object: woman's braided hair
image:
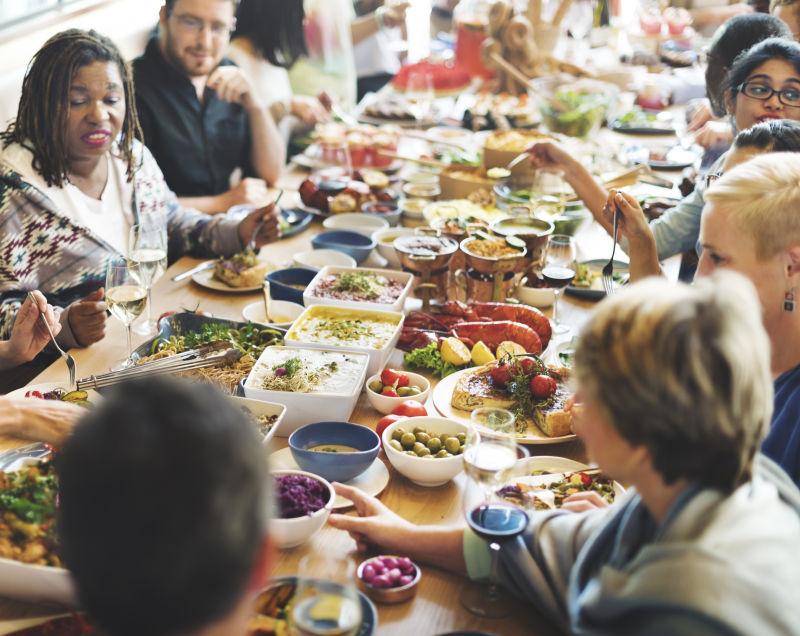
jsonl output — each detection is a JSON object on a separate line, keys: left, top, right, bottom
{"left": 0, "top": 29, "right": 142, "bottom": 187}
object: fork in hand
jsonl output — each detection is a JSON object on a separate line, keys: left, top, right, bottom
{"left": 602, "top": 204, "right": 620, "bottom": 296}
{"left": 27, "top": 291, "right": 76, "bottom": 389}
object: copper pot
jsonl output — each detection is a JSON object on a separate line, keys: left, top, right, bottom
{"left": 460, "top": 236, "right": 527, "bottom": 276}
{"left": 490, "top": 216, "right": 554, "bottom": 269}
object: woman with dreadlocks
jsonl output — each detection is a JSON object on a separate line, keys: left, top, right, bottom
{"left": 0, "top": 29, "right": 280, "bottom": 349}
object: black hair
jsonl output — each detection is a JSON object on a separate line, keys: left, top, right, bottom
{"left": 706, "top": 15, "right": 792, "bottom": 117}
{"left": 232, "top": 0, "right": 307, "bottom": 68}
{"left": 725, "top": 37, "right": 800, "bottom": 108}
{"left": 57, "top": 377, "right": 269, "bottom": 636}
{"left": 0, "top": 29, "right": 142, "bottom": 188}
{"left": 734, "top": 117, "right": 800, "bottom": 151}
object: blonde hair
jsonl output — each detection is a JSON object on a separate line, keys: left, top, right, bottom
{"left": 574, "top": 272, "right": 772, "bottom": 492}
{"left": 704, "top": 152, "right": 800, "bottom": 259}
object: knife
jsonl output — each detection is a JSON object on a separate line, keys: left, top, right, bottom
{"left": 172, "top": 260, "right": 215, "bottom": 282}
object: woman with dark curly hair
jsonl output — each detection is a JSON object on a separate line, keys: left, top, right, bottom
{"left": 0, "top": 29, "right": 280, "bottom": 350}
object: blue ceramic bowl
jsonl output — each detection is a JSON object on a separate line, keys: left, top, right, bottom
{"left": 266, "top": 268, "right": 317, "bottom": 304}
{"left": 311, "top": 230, "right": 376, "bottom": 264}
{"left": 289, "top": 422, "right": 380, "bottom": 483}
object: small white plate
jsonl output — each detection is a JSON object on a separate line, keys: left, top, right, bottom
{"left": 191, "top": 265, "right": 263, "bottom": 293}
{"left": 242, "top": 300, "right": 304, "bottom": 328}
{"left": 268, "top": 446, "right": 390, "bottom": 509}
{"left": 7, "top": 382, "right": 101, "bottom": 403}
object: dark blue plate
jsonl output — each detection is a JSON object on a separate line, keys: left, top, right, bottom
{"left": 280, "top": 207, "right": 315, "bottom": 239}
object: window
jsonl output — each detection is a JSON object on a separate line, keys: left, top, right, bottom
{"left": 0, "top": 0, "right": 92, "bottom": 31}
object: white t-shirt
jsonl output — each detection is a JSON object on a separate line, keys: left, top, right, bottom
{"left": 228, "top": 39, "right": 294, "bottom": 110}
{"left": 353, "top": 31, "right": 401, "bottom": 79}
{"left": 0, "top": 142, "right": 134, "bottom": 255}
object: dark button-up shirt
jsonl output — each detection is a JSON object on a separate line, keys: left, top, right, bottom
{"left": 132, "top": 37, "right": 253, "bottom": 198}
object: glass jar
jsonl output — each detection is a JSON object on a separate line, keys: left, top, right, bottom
{"left": 453, "top": 0, "right": 494, "bottom": 78}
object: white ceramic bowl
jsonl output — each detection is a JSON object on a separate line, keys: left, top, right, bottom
{"left": 242, "top": 300, "right": 304, "bottom": 328}
{"left": 372, "top": 227, "right": 415, "bottom": 269}
{"left": 271, "top": 469, "right": 335, "bottom": 548}
{"left": 382, "top": 416, "right": 468, "bottom": 487}
{"left": 293, "top": 249, "right": 357, "bottom": 271}
{"left": 227, "top": 395, "right": 286, "bottom": 446}
{"left": 364, "top": 371, "right": 431, "bottom": 415}
{"left": 323, "top": 213, "right": 389, "bottom": 237}
{"left": 303, "top": 266, "right": 414, "bottom": 313}
{"left": 243, "top": 346, "right": 369, "bottom": 436}
{"left": 285, "top": 305, "right": 404, "bottom": 377}
{"left": 515, "top": 284, "right": 555, "bottom": 309}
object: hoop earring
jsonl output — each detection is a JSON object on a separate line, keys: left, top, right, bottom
{"left": 784, "top": 288, "right": 796, "bottom": 313}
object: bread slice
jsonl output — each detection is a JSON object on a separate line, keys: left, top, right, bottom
{"left": 451, "top": 364, "right": 515, "bottom": 412}
{"left": 213, "top": 250, "right": 270, "bottom": 288}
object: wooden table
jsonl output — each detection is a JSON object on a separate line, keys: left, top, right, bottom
{"left": 0, "top": 155, "right": 682, "bottom": 634}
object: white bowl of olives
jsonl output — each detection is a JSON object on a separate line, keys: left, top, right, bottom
{"left": 365, "top": 369, "right": 431, "bottom": 415}
{"left": 381, "top": 416, "right": 467, "bottom": 487}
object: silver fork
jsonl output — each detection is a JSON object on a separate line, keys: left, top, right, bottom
{"left": 602, "top": 206, "right": 620, "bottom": 296}
{"left": 27, "top": 291, "right": 76, "bottom": 389}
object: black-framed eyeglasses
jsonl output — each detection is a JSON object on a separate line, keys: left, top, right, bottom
{"left": 172, "top": 14, "right": 235, "bottom": 39}
{"left": 704, "top": 171, "right": 723, "bottom": 188}
{"left": 738, "top": 81, "right": 800, "bottom": 107}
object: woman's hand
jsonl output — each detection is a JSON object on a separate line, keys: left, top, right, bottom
{"left": 692, "top": 120, "right": 733, "bottom": 150}
{"left": 1, "top": 397, "right": 83, "bottom": 446}
{"left": 328, "top": 483, "right": 415, "bottom": 553}
{"left": 561, "top": 491, "right": 611, "bottom": 513}
{"left": 527, "top": 141, "right": 579, "bottom": 175}
{"left": 605, "top": 190, "right": 662, "bottom": 281}
{"left": 686, "top": 99, "right": 713, "bottom": 133}
{"left": 67, "top": 289, "right": 107, "bottom": 348}
{"left": 290, "top": 95, "right": 330, "bottom": 126}
{"left": 0, "top": 291, "right": 59, "bottom": 368}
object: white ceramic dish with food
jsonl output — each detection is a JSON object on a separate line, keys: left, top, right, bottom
{"left": 515, "top": 283, "right": 555, "bottom": 308}
{"left": 227, "top": 395, "right": 287, "bottom": 446}
{"left": 284, "top": 305, "right": 404, "bottom": 377}
{"left": 303, "top": 266, "right": 414, "bottom": 313}
{"left": 431, "top": 369, "right": 577, "bottom": 445}
{"left": 372, "top": 227, "right": 415, "bottom": 269}
{"left": 269, "top": 446, "right": 390, "bottom": 509}
{"left": 364, "top": 371, "right": 431, "bottom": 415}
{"left": 191, "top": 267, "right": 263, "bottom": 293}
{"left": 381, "top": 416, "right": 468, "bottom": 487}
{"left": 241, "top": 300, "right": 304, "bottom": 328}
{"left": 322, "top": 213, "right": 389, "bottom": 237}
{"left": 271, "top": 469, "right": 334, "bottom": 548}
{"left": 293, "top": 248, "right": 357, "bottom": 271}
{"left": 0, "top": 557, "right": 75, "bottom": 606}
{"left": 243, "top": 346, "right": 369, "bottom": 435}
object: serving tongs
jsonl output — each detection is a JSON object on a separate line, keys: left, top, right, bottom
{"left": 76, "top": 342, "right": 241, "bottom": 390}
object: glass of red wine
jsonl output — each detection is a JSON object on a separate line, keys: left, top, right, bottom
{"left": 543, "top": 234, "right": 577, "bottom": 335}
{"left": 460, "top": 425, "right": 527, "bottom": 618}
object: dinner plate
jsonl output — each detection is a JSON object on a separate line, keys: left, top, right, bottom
{"left": 227, "top": 206, "right": 315, "bottom": 239}
{"left": 292, "top": 145, "right": 403, "bottom": 174}
{"left": 431, "top": 369, "right": 577, "bottom": 445}
{"left": 565, "top": 259, "right": 629, "bottom": 301}
{"left": 191, "top": 266, "right": 272, "bottom": 293}
{"left": 624, "top": 144, "right": 700, "bottom": 170}
{"left": 268, "top": 447, "right": 390, "bottom": 510}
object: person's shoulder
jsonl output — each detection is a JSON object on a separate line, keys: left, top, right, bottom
{"left": 132, "top": 37, "right": 163, "bottom": 83}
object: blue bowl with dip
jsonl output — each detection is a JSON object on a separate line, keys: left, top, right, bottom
{"left": 266, "top": 268, "right": 317, "bottom": 305}
{"left": 311, "top": 230, "right": 376, "bottom": 265}
{"left": 289, "top": 422, "right": 380, "bottom": 483}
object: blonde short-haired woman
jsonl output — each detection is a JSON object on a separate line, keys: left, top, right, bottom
{"left": 611, "top": 150, "right": 800, "bottom": 485}
{"left": 329, "top": 273, "right": 800, "bottom": 635}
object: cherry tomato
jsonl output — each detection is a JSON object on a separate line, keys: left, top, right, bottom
{"left": 25, "top": 390, "right": 44, "bottom": 399}
{"left": 530, "top": 374, "right": 557, "bottom": 399}
{"left": 489, "top": 363, "right": 514, "bottom": 388}
{"left": 380, "top": 368, "right": 408, "bottom": 387}
{"left": 519, "top": 357, "right": 538, "bottom": 375}
{"left": 376, "top": 414, "right": 406, "bottom": 445}
{"left": 391, "top": 400, "right": 428, "bottom": 417}
{"left": 381, "top": 387, "right": 400, "bottom": 398}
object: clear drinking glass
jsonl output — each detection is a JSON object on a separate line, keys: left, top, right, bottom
{"left": 542, "top": 234, "right": 577, "bottom": 335}
{"left": 460, "top": 420, "right": 523, "bottom": 618}
{"left": 404, "top": 69, "right": 434, "bottom": 124}
{"left": 105, "top": 258, "right": 147, "bottom": 368}
{"left": 129, "top": 223, "right": 167, "bottom": 336}
{"left": 290, "top": 554, "right": 362, "bottom": 636}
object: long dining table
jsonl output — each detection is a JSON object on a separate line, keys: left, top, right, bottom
{"left": 0, "top": 148, "right": 683, "bottom": 635}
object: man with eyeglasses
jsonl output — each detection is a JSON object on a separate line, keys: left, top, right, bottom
{"left": 133, "top": 0, "right": 285, "bottom": 214}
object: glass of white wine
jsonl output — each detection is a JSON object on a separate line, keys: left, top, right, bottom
{"left": 291, "top": 554, "right": 362, "bottom": 636}
{"left": 106, "top": 258, "right": 147, "bottom": 368}
{"left": 129, "top": 222, "right": 167, "bottom": 336}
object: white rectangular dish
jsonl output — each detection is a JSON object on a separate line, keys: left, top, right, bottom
{"left": 243, "top": 346, "right": 369, "bottom": 436}
{"left": 227, "top": 395, "right": 286, "bottom": 445}
{"left": 303, "top": 266, "right": 414, "bottom": 313}
{"left": 284, "top": 305, "right": 404, "bottom": 377}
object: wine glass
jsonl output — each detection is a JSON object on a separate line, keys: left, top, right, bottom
{"left": 460, "top": 419, "right": 523, "bottom": 618}
{"left": 543, "top": 234, "right": 577, "bottom": 335}
{"left": 567, "top": 0, "right": 595, "bottom": 65}
{"left": 105, "top": 258, "right": 147, "bottom": 369}
{"left": 404, "top": 69, "right": 434, "bottom": 125}
{"left": 291, "top": 554, "right": 362, "bottom": 636}
{"left": 129, "top": 222, "right": 167, "bottom": 336}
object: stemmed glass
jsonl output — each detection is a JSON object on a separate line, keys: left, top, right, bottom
{"left": 460, "top": 413, "right": 524, "bottom": 618}
{"left": 405, "top": 69, "right": 434, "bottom": 125}
{"left": 290, "top": 554, "right": 362, "bottom": 636}
{"left": 567, "top": 0, "right": 595, "bottom": 65}
{"left": 542, "top": 234, "right": 577, "bottom": 336}
{"left": 105, "top": 258, "right": 147, "bottom": 369}
{"left": 129, "top": 222, "right": 167, "bottom": 336}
